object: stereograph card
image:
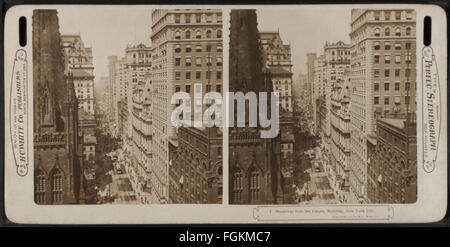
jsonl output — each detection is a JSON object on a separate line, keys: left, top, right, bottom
{"left": 2, "top": 4, "right": 447, "bottom": 224}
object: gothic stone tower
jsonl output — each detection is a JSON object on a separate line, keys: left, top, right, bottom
{"left": 228, "top": 10, "right": 283, "bottom": 204}
{"left": 33, "top": 9, "right": 85, "bottom": 204}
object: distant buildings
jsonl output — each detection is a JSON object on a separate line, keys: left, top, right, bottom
{"left": 348, "top": 9, "right": 416, "bottom": 203}
{"left": 61, "top": 34, "right": 96, "bottom": 116}
{"left": 33, "top": 9, "right": 86, "bottom": 204}
{"left": 302, "top": 8, "right": 417, "bottom": 204}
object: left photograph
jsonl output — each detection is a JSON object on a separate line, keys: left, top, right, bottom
{"left": 33, "top": 8, "right": 223, "bottom": 205}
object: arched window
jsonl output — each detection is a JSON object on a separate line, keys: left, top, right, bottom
{"left": 249, "top": 166, "right": 260, "bottom": 202}
{"left": 196, "top": 30, "right": 202, "bottom": 39}
{"left": 175, "top": 31, "right": 181, "bottom": 40}
{"left": 35, "top": 169, "right": 46, "bottom": 204}
{"left": 217, "top": 30, "right": 222, "bottom": 38}
{"left": 395, "top": 27, "right": 401, "bottom": 36}
{"left": 406, "top": 27, "right": 411, "bottom": 36}
{"left": 206, "top": 30, "right": 212, "bottom": 38}
{"left": 374, "top": 28, "right": 380, "bottom": 37}
{"left": 51, "top": 169, "right": 63, "bottom": 204}
{"left": 385, "top": 27, "right": 390, "bottom": 36}
{"left": 232, "top": 167, "right": 243, "bottom": 203}
{"left": 185, "top": 30, "right": 191, "bottom": 39}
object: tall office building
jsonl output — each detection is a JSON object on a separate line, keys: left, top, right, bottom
{"left": 61, "top": 34, "right": 95, "bottom": 116}
{"left": 151, "top": 9, "right": 223, "bottom": 203}
{"left": 349, "top": 9, "right": 416, "bottom": 203}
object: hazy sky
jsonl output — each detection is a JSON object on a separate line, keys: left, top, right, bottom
{"left": 257, "top": 7, "right": 351, "bottom": 77}
{"left": 55, "top": 6, "right": 351, "bottom": 86}
{"left": 57, "top": 6, "right": 152, "bottom": 83}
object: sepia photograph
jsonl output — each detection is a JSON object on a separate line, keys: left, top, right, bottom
{"left": 32, "top": 8, "right": 223, "bottom": 205}
{"left": 3, "top": 4, "right": 446, "bottom": 224}
{"left": 228, "top": 8, "right": 417, "bottom": 205}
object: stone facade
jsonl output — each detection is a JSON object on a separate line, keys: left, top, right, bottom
{"left": 33, "top": 9, "right": 85, "bottom": 204}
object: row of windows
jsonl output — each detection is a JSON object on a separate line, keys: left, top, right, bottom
{"left": 173, "top": 13, "right": 222, "bottom": 24}
{"left": 374, "top": 95, "right": 411, "bottom": 105}
{"left": 374, "top": 54, "right": 412, "bottom": 64}
{"left": 175, "top": 71, "right": 222, "bottom": 80}
{"left": 374, "top": 82, "right": 412, "bottom": 92}
{"left": 175, "top": 44, "right": 222, "bottom": 53}
{"left": 175, "top": 84, "right": 222, "bottom": 94}
{"left": 374, "top": 26, "right": 413, "bottom": 37}
{"left": 374, "top": 68, "right": 412, "bottom": 78}
{"left": 35, "top": 169, "right": 63, "bottom": 204}
{"left": 374, "top": 42, "right": 412, "bottom": 50}
{"left": 175, "top": 29, "right": 222, "bottom": 40}
{"left": 175, "top": 57, "right": 222, "bottom": 67}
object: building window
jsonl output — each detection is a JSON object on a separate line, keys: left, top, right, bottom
{"left": 186, "top": 45, "right": 192, "bottom": 52}
{"left": 395, "top": 27, "right": 401, "bottom": 36}
{"left": 196, "top": 45, "right": 202, "bottom": 52}
{"left": 384, "top": 55, "right": 390, "bottom": 64}
{"left": 175, "top": 57, "right": 181, "bottom": 66}
{"left": 249, "top": 167, "right": 260, "bottom": 202}
{"left": 206, "top": 84, "right": 211, "bottom": 92}
{"left": 385, "top": 42, "right": 391, "bottom": 50}
{"left": 406, "top": 27, "right": 412, "bottom": 36}
{"left": 395, "top": 69, "right": 400, "bottom": 77}
{"left": 175, "top": 71, "right": 181, "bottom": 80}
{"left": 206, "top": 45, "right": 212, "bottom": 52}
{"left": 405, "top": 54, "right": 412, "bottom": 64}
{"left": 385, "top": 28, "right": 390, "bottom": 36}
{"left": 405, "top": 68, "right": 411, "bottom": 77}
{"left": 196, "top": 15, "right": 201, "bottom": 23}
{"left": 374, "top": 69, "right": 380, "bottom": 78}
{"left": 374, "top": 42, "right": 380, "bottom": 50}
{"left": 216, "top": 57, "right": 222, "bottom": 66}
{"left": 206, "top": 30, "right": 212, "bottom": 38}
{"left": 175, "top": 31, "right": 181, "bottom": 40}
{"left": 217, "top": 45, "right": 222, "bottom": 52}
{"left": 374, "top": 28, "right": 380, "bottom": 37}
{"left": 206, "top": 71, "right": 211, "bottom": 80}
{"left": 405, "top": 82, "right": 411, "bottom": 91}
{"left": 395, "top": 55, "right": 401, "bottom": 64}
{"left": 216, "top": 84, "right": 222, "bottom": 93}
{"left": 405, "top": 43, "right": 411, "bottom": 50}
{"left": 35, "top": 169, "right": 46, "bottom": 204}
{"left": 175, "top": 15, "right": 180, "bottom": 23}
{"left": 384, "top": 82, "right": 390, "bottom": 91}
{"left": 374, "top": 55, "right": 380, "bottom": 64}
{"left": 186, "top": 71, "right": 191, "bottom": 80}
{"left": 385, "top": 69, "right": 390, "bottom": 77}
{"left": 405, "top": 95, "right": 411, "bottom": 105}
{"left": 232, "top": 169, "right": 243, "bottom": 203}
{"left": 186, "top": 85, "right": 191, "bottom": 93}
{"left": 175, "top": 45, "right": 181, "bottom": 53}
{"left": 384, "top": 96, "right": 390, "bottom": 105}
{"left": 374, "top": 96, "right": 379, "bottom": 105}
{"left": 51, "top": 169, "right": 63, "bottom": 204}
{"left": 216, "top": 71, "right": 222, "bottom": 80}
{"left": 196, "top": 30, "right": 201, "bottom": 39}
{"left": 374, "top": 83, "right": 379, "bottom": 92}
{"left": 196, "top": 71, "right": 201, "bottom": 79}
{"left": 395, "top": 82, "right": 400, "bottom": 91}
{"left": 217, "top": 30, "right": 222, "bottom": 38}
{"left": 175, "top": 85, "right": 181, "bottom": 92}
{"left": 185, "top": 30, "right": 191, "bottom": 39}
{"left": 185, "top": 58, "right": 191, "bottom": 67}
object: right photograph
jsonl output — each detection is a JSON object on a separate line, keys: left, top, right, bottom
{"left": 228, "top": 9, "right": 417, "bottom": 205}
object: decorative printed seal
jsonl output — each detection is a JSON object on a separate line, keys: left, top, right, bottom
{"left": 421, "top": 46, "right": 441, "bottom": 173}
{"left": 10, "top": 49, "right": 29, "bottom": 176}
